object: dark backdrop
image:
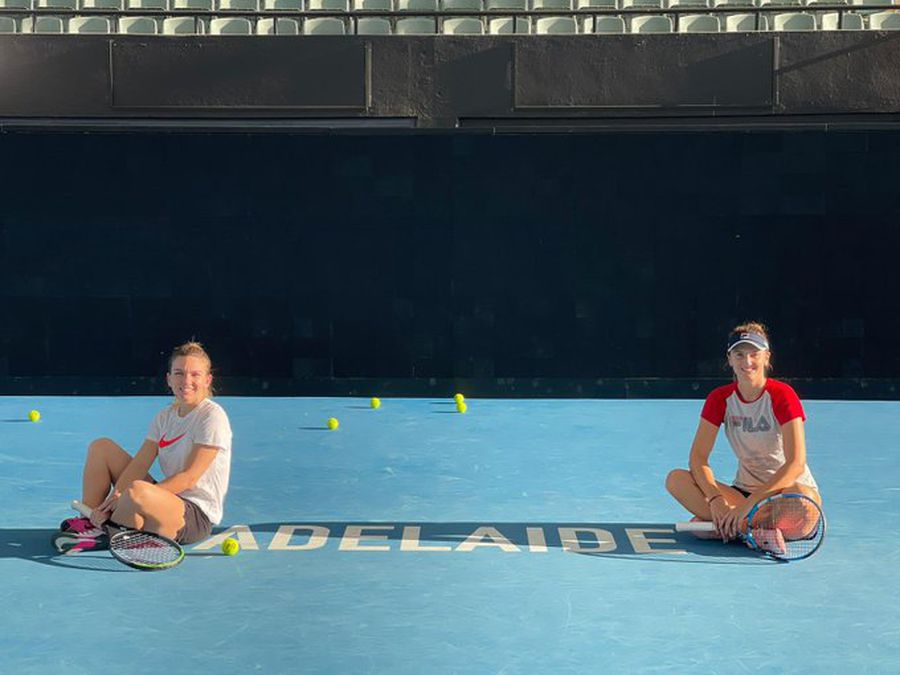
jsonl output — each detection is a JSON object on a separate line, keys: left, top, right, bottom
{"left": 1, "top": 129, "right": 897, "bottom": 397}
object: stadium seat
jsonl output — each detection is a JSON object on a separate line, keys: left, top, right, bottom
{"left": 819, "top": 11, "right": 862, "bottom": 28}
{"left": 397, "top": 0, "right": 436, "bottom": 8}
{"left": 532, "top": 0, "right": 572, "bottom": 9}
{"left": 118, "top": 15, "right": 158, "bottom": 32}
{"left": 631, "top": 14, "right": 672, "bottom": 30}
{"left": 262, "top": 0, "right": 302, "bottom": 9}
{"left": 621, "top": 0, "right": 662, "bottom": 8}
{"left": 869, "top": 11, "right": 900, "bottom": 28}
{"left": 309, "top": 0, "right": 348, "bottom": 8}
{"left": 354, "top": 15, "right": 391, "bottom": 31}
{"left": 485, "top": 0, "right": 526, "bottom": 8}
{"left": 0, "top": 0, "right": 30, "bottom": 8}
{"left": 162, "top": 15, "right": 202, "bottom": 32}
{"left": 81, "top": 0, "right": 122, "bottom": 8}
{"left": 353, "top": 0, "right": 390, "bottom": 8}
{"left": 36, "top": 0, "right": 75, "bottom": 8}
{"left": 128, "top": 0, "right": 167, "bottom": 9}
{"left": 487, "top": 15, "right": 529, "bottom": 31}
{"left": 442, "top": 0, "right": 481, "bottom": 8}
{"left": 210, "top": 16, "right": 252, "bottom": 31}
{"left": 395, "top": 16, "right": 436, "bottom": 31}
{"left": 23, "top": 15, "right": 64, "bottom": 31}
{"left": 678, "top": 12, "right": 719, "bottom": 30}
{"left": 667, "top": 0, "right": 707, "bottom": 7}
{"left": 0, "top": 15, "right": 16, "bottom": 31}
{"left": 771, "top": 11, "right": 815, "bottom": 29}
{"left": 534, "top": 15, "right": 577, "bottom": 31}
{"left": 712, "top": 0, "right": 754, "bottom": 7}
{"left": 806, "top": 0, "right": 847, "bottom": 5}
{"left": 576, "top": 0, "right": 616, "bottom": 9}
{"left": 851, "top": 0, "right": 892, "bottom": 5}
{"left": 442, "top": 16, "right": 484, "bottom": 31}
{"left": 581, "top": 15, "right": 625, "bottom": 31}
{"left": 172, "top": 0, "right": 211, "bottom": 9}
{"left": 723, "top": 11, "right": 766, "bottom": 29}
{"left": 256, "top": 16, "right": 299, "bottom": 31}
{"left": 68, "top": 15, "right": 111, "bottom": 31}
{"left": 218, "top": 0, "right": 257, "bottom": 9}
{"left": 304, "top": 16, "right": 346, "bottom": 31}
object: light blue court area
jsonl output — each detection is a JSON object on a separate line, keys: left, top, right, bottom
{"left": 1, "top": 396, "right": 898, "bottom": 673}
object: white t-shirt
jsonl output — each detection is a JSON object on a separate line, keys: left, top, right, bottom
{"left": 146, "top": 398, "right": 232, "bottom": 525}
{"left": 701, "top": 379, "right": 818, "bottom": 492}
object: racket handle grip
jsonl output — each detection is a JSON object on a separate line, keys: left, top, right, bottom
{"left": 675, "top": 521, "right": 716, "bottom": 533}
{"left": 71, "top": 500, "right": 93, "bottom": 518}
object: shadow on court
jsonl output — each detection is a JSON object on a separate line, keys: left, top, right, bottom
{"left": 1, "top": 523, "right": 772, "bottom": 570}
{"left": 0, "top": 528, "right": 224, "bottom": 572}
{"left": 215, "top": 521, "right": 771, "bottom": 565}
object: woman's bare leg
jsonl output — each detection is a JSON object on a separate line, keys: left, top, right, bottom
{"left": 665, "top": 468, "right": 748, "bottom": 520}
{"left": 81, "top": 438, "right": 133, "bottom": 508}
{"left": 112, "top": 480, "right": 186, "bottom": 540}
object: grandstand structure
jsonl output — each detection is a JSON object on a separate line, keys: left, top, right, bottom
{"left": 0, "top": 0, "right": 898, "bottom": 128}
{"left": 0, "top": 0, "right": 899, "bottom": 35}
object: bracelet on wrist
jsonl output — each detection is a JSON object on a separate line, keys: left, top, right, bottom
{"left": 706, "top": 493, "right": 724, "bottom": 505}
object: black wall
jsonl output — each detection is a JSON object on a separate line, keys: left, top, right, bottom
{"left": 2, "top": 129, "right": 898, "bottom": 397}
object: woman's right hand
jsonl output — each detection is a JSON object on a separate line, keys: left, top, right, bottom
{"left": 90, "top": 491, "right": 120, "bottom": 526}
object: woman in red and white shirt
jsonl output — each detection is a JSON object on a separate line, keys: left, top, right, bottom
{"left": 666, "top": 322, "right": 821, "bottom": 541}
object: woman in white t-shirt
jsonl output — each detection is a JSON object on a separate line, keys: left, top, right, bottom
{"left": 666, "top": 322, "right": 821, "bottom": 542}
{"left": 54, "top": 341, "right": 232, "bottom": 553}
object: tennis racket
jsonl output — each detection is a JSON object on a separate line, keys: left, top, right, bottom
{"left": 72, "top": 500, "right": 185, "bottom": 571}
{"left": 675, "top": 492, "right": 826, "bottom": 562}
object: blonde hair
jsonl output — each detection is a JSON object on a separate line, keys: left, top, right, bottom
{"left": 727, "top": 321, "right": 774, "bottom": 374}
{"left": 731, "top": 321, "right": 770, "bottom": 344}
{"left": 168, "top": 340, "right": 215, "bottom": 397}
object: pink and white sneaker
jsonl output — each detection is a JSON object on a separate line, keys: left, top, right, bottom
{"left": 53, "top": 516, "right": 109, "bottom": 554}
{"left": 59, "top": 516, "right": 97, "bottom": 534}
{"left": 51, "top": 529, "right": 109, "bottom": 555}
{"left": 751, "top": 527, "right": 787, "bottom": 556}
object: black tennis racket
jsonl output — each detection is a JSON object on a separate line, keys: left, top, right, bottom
{"left": 72, "top": 500, "right": 185, "bottom": 571}
{"left": 676, "top": 492, "right": 826, "bottom": 562}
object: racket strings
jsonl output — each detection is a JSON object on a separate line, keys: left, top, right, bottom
{"left": 111, "top": 532, "right": 182, "bottom": 566}
{"left": 753, "top": 497, "right": 824, "bottom": 560}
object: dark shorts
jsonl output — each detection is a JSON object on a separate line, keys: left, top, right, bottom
{"left": 731, "top": 485, "right": 752, "bottom": 498}
{"left": 175, "top": 498, "right": 212, "bottom": 545}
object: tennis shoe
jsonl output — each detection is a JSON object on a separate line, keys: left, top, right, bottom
{"left": 59, "top": 516, "right": 101, "bottom": 535}
{"left": 751, "top": 527, "right": 786, "bottom": 556}
{"left": 51, "top": 530, "right": 109, "bottom": 555}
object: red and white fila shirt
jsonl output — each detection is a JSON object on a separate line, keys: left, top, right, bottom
{"left": 700, "top": 379, "right": 818, "bottom": 492}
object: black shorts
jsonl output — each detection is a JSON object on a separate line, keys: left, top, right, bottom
{"left": 146, "top": 476, "right": 212, "bottom": 544}
{"left": 731, "top": 485, "right": 752, "bottom": 498}
{"left": 175, "top": 498, "right": 212, "bottom": 545}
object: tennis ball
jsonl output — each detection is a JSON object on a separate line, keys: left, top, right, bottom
{"left": 221, "top": 538, "right": 240, "bottom": 556}
{"left": 456, "top": 401, "right": 467, "bottom": 414}
{"left": 28, "top": 410, "right": 41, "bottom": 423}
{"left": 327, "top": 417, "right": 340, "bottom": 431}
{"left": 454, "top": 393, "right": 465, "bottom": 404}
{"left": 371, "top": 397, "right": 381, "bottom": 409}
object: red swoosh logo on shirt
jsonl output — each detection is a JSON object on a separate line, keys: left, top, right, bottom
{"left": 159, "top": 433, "right": 186, "bottom": 449}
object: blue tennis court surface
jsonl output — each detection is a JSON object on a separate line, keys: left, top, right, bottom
{"left": 2, "top": 396, "right": 898, "bottom": 673}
